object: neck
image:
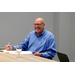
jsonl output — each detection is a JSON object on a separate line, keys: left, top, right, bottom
{"left": 36, "top": 30, "right": 44, "bottom": 36}
{"left": 36, "top": 32, "right": 42, "bottom": 36}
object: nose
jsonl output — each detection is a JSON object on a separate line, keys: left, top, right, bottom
{"left": 35, "top": 25, "right": 39, "bottom": 27}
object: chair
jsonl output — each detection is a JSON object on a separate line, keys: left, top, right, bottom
{"left": 57, "top": 51, "right": 70, "bottom": 62}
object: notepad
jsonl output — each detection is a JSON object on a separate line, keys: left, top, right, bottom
{"left": 3, "top": 50, "right": 32, "bottom": 54}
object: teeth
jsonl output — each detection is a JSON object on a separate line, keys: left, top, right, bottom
{"left": 36, "top": 28, "right": 39, "bottom": 29}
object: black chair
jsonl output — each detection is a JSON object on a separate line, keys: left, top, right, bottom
{"left": 57, "top": 51, "right": 70, "bottom": 62}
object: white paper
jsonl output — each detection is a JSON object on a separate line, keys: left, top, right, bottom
{"left": 4, "top": 50, "right": 32, "bottom": 54}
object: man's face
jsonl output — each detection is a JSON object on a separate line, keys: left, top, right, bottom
{"left": 34, "top": 20, "right": 45, "bottom": 34}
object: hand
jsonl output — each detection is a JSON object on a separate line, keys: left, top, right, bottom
{"left": 34, "top": 51, "right": 42, "bottom": 57}
{"left": 6, "top": 45, "right": 13, "bottom": 51}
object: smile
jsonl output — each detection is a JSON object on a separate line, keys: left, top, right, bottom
{"left": 35, "top": 28, "right": 40, "bottom": 29}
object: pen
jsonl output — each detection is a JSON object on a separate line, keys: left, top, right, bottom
{"left": 7, "top": 42, "right": 10, "bottom": 50}
{"left": 8, "top": 42, "right": 10, "bottom": 45}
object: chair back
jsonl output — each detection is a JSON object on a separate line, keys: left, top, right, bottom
{"left": 57, "top": 52, "right": 69, "bottom": 62}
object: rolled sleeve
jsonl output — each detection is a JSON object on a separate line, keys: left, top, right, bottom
{"left": 13, "top": 46, "right": 16, "bottom": 50}
{"left": 42, "top": 50, "right": 56, "bottom": 59}
{"left": 42, "top": 34, "right": 56, "bottom": 59}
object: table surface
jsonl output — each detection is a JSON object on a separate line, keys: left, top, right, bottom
{"left": 0, "top": 51, "right": 57, "bottom": 62}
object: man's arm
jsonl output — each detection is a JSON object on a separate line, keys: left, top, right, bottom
{"left": 33, "top": 34, "right": 56, "bottom": 59}
{"left": 42, "top": 36, "right": 56, "bottom": 59}
{"left": 42, "top": 50, "right": 56, "bottom": 59}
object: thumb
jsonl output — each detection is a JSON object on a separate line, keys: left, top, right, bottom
{"left": 34, "top": 51, "right": 37, "bottom": 53}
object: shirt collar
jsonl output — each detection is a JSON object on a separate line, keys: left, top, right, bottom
{"left": 34, "top": 29, "right": 46, "bottom": 36}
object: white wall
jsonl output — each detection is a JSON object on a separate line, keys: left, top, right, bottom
{"left": 69, "top": 12, "right": 75, "bottom": 61}
{"left": 53, "top": 12, "right": 75, "bottom": 61}
{"left": 52, "top": 12, "right": 60, "bottom": 61}
{"left": 59, "top": 12, "right": 71, "bottom": 59}
{"left": 0, "top": 12, "right": 53, "bottom": 47}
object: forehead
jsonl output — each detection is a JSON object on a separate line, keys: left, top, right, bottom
{"left": 34, "top": 19, "right": 43, "bottom": 23}
{"left": 34, "top": 21, "right": 41, "bottom": 24}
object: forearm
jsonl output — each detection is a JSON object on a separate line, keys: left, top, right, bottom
{"left": 13, "top": 46, "right": 16, "bottom": 50}
{"left": 42, "top": 50, "right": 56, "bottom": 59}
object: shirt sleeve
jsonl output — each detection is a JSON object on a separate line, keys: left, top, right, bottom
{"left": 42, "top": 35, "right": 56, "bottom": 59}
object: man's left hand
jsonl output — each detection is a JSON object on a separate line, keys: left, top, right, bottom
{"left": 34, "top": 51, "right": 42, "bottom": 57}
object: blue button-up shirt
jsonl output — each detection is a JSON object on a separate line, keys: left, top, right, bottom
{"left": 13, "top": 30, "right": 56, "bottom": 59}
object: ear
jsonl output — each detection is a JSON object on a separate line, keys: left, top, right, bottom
{"left": 43, "top": 23, "right": 45, "bottom": 27}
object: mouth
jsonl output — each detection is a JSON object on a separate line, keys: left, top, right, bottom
{"left": 35, "top": 28, "right": 40, "bottom": 30}
{"left": 35, "top": 28, "right": 40, "bottom": 29}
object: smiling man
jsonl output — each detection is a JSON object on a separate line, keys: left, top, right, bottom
{"left": 6, "top": 18, "right": 56, "bottom": 59}
{"left": 34, "top": 18, "right": 45, "bottom": 36}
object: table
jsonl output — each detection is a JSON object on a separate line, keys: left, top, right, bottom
{"left": 0, "top": 52, "right": 57, "bottom": 62}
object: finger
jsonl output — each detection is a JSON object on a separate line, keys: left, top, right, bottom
{"left": 8, "top": 45, "right": 11, "bottom": 47}
{"left": 6, "top": 45, "right": 10, "bottom": 48}
{"left": 6, "top": 45, "right": 10, "bottom": 50}
{"left": 8, "top": 45, "right": 13, "bottom": 51}
{"left": 34, "top": 52, "right": 39, "bottom": 55}
{"left": 6, "top": 45, "right": 8, "bottom": 48}
{"left": 34, "top": 51, "right": 36, "bottom": 53}
{"left": 6, "top": 45, "right": 8, "bottom": 49}
{"left": 33, "top": 54, "right": 38, "bottom": 56}
{"left": 34, "top": 51, "right": 38, "bottom": 53}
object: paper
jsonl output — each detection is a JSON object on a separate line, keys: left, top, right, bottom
{"left": 4, "top": 50, "right": 32, "bottom": 54}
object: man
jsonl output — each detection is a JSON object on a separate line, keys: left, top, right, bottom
{"left": 6, "top": 18, "right": 56, "bottom": 59}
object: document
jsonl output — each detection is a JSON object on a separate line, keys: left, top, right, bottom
{"left": 3, "top": 50, "right": 32, "bottom": 54}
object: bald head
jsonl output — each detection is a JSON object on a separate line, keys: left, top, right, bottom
{"left": 34, "top": 18, "right": 44, "bottom": 24}
{"left": 34, "top": 18, "right": 45, "bottom": 36}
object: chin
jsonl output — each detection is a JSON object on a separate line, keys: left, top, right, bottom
{"left": 36, "top": 31, "right": 39, "bottom": 33}
{"left": 35, "top": 30, "right": 40, "bottom": 33}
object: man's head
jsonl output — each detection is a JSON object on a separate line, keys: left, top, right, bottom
{"left": 34, "top": 18, "right": 45, "bottom": 36}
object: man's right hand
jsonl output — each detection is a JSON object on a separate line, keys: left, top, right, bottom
{"left": 6, "top": 45, "right": 13, "bottom": 51}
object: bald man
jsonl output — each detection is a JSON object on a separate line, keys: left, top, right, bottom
{"left": 6, "top": 18, "right": 56, "bottom": 59}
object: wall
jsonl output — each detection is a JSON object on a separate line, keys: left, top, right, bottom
{"left": 52, "top": 12, "right": 60, "bottom": 61}
{"left": 53, "top": 12, "right": 75, "bottom": 61}
{"left": 69, "top": 12, "right": 75, "bottom": 61}
{"left": 0, "top": 12, "right": 75, "bottom": 61}
{"left": 0, "top": 12, "right": 53, "bottom": 47}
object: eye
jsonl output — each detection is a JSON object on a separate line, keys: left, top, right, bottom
{"left": 34, "top": 24, "right": 42, "bottom": 25}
